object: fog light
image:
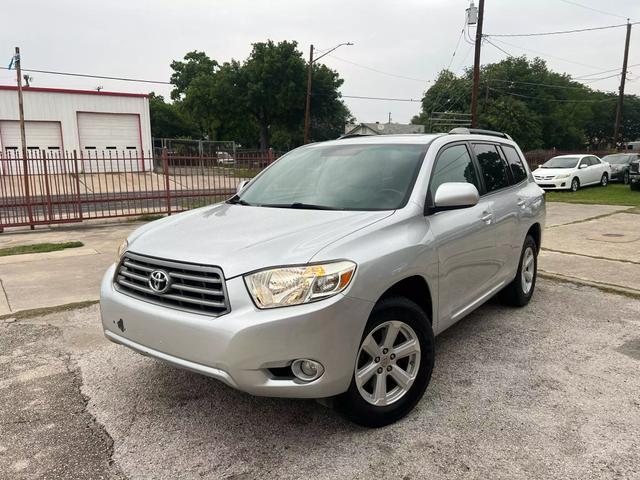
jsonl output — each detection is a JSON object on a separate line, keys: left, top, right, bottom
{"left": 291, "top": 359, "right": 324, "bottom": 382}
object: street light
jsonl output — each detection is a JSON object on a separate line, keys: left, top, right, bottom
{"left": 303, "top": 42, "right": 354, "bottom": 144}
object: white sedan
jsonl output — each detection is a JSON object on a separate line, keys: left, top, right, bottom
{"left": 532, "top": 154, "right": 611, "bottom": 192}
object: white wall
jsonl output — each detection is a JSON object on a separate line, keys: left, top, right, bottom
{"left": 0, "top": 88, "right": 152, "bottom": 158}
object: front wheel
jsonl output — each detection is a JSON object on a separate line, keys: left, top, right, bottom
{"left": 600, "top": 173, "right": 609, "bottom": 187}
{"left": 570, "top": 177, "right": 580, "bottom": 192}
{"left": 334, "top": 297, "right": 435, "bottom": 428}
{"left": 501, "top": 235, "right": 538, "bottom": 307}
{"left": 623, "top": 171, "right": 630, "bottom": 185}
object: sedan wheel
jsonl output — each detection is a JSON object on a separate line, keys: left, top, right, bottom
{"left": 571, "top": 178, "right": 580, "bottom": 192}
{"left": 601, "top": 173, "right": 608, "bottom": 187}
{"left": 624, "top": 171, "right": 630, "bottom": 185}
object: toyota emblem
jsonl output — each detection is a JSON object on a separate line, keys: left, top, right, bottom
{"left": 148, "top": 269, "right": 171, "bottom": 293}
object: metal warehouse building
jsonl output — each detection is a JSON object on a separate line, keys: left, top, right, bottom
{"left": 0, "top": 86, "right": 152, "bottom": 171}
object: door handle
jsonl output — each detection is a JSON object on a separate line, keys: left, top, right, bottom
{"left": 481, "top": 213, "right": 493, "bottom": 224}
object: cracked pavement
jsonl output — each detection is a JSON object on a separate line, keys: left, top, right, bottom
{"left": 1, "top": 279, "right": 639, "bottom": 479}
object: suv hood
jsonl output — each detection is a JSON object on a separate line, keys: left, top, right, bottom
{"left": 127, "top": 203, "right": 393, "bottom": 278}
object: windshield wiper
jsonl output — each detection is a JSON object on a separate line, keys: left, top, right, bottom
{"left": 226, "top": 195, "right": 252, "bottom": 206}
{"left": 262, "top": 202, "right": 338, "bottom": 210}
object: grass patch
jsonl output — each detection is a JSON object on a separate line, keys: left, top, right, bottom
{"left": 545, "top": 183, "right": 640, "bottom": 206}
{"left": 0, "top": 241, "right": 84, "bottom": 257}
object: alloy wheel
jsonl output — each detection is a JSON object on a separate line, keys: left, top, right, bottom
{"left": 571, "top": 178, "right": 579, "bottom": 192}
{"left": 521, "top": 246, "right": 535, "bottom": 294}
{"left": 355, "top": 320, "right": 421, "bottom": 406}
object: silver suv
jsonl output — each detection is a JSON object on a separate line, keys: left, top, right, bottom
{"left": 101, "top": 128, "right": 545, "bottom": 427}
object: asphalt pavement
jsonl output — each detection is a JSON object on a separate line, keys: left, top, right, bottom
{"left": 1, "top": 279, "right": 639, "bottom": 479}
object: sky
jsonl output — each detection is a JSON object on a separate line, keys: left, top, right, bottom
{"left": 1, "top": 0, "right": 639, "bottom": 124}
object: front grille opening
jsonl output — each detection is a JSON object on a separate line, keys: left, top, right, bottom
{"left": 114, "top": 252, "right": 230, "bottom": 317}
{"left": 267, "top": 365, "right": 295, "bottom": 380}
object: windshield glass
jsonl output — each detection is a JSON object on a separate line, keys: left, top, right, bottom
{"left": 542, "top": 156, "right": 580, "bottom": 169}
{"left": 234, "top": 143, "right": 427, "bottom": 210}
{"left": 602, "top": 154, "right": 631, "bottom": 165}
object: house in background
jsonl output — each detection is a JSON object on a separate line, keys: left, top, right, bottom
{"left": 344, "top": 122, "right": 425, "bottom": 136}
{"left": 0, "top": 86, "right": 152, "bottom": 171}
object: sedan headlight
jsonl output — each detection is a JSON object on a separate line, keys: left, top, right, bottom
{"left": 244, "top": 261, "right": 356, "bottom": 309}
{"left": 115, "top": 239, "right": 128, "bottom": 263}
{"left": 555, "top": 173, "right": 571, "bottom": 179}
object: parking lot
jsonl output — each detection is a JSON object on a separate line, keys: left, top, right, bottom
{"left": 1, "top": 283, "right": 639, "bottom": 479}
{"left": 1, "top": 202, "right": 639, "bottom": 479}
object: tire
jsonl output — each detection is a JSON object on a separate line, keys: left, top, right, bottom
{"left": 600, "top": 173, "right": 609, "bottom": 187}
{"left": 501, "top": 235, "right": 538, "bottom": 307}
{"left": 570, "top": 177, "right": 580, "bottom": 192}
{"left": 623, "top": 171, "right": 630, "bottom": 185}
{"left": 334, "top": 297, "right": 435, "bottom": 428}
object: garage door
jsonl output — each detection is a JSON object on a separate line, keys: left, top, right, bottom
{"left": 0, "top": 120, "right": 63, "bottom": 155}
{"left": 77, "top": 113, "right": 141, "bottom": 154}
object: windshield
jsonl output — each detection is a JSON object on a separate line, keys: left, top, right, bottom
{"left": 602, "top": 154, "right": 631, "bottom": 165}
{"left": 541, "top": 156, "right": 580, "bottom": 169}
{"left": 233, "top": 143, "right": 427, "bottom": 210}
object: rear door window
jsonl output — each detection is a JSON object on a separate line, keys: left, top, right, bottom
{"left": 501, "top": 145, "right": 528, "bottom": 184}
{"left": 472, "top": 143, "right": 510, "bottom": 193}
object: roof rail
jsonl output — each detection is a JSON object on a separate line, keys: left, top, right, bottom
{"left": 338, "top": 133, "right": 373, "bottom": 139}
{"left": 449, "top": 127, "right": 512, "bottom": 140}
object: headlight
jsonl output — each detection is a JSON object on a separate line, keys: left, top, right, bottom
{"left": 555, "top": 173, "right": 570, "bottom": 179}
{"left": 116, "top": 239, "right": 128, "bottom": 263}
{"left": 244, "top": 260, "right": 356, "bottom": 309}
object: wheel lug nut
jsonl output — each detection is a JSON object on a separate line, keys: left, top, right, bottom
{"left": 382, "top": 348, "right": 389, "bottom": 354}
{"left": 390, "top": 354, "right": 396, "bottom": 360}
{"left": 377, "top": 367, "right": 383, "bottom": 374}
{"left": 375, "top": 356, "right": 380, "bottom": 363}
{"left": 386, "top": 365, "right": 392, "bottom": 372}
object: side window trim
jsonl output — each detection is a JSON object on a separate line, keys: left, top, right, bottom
{"left": 425, "top": 141, "right": 484, "bottom": 211}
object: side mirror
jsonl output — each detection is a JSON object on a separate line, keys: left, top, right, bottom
{"left": 237, "top": 180, "right": 249, "bottom": 193}
{"left": 579, "top": 164, "right": 588, "bottom": 169}
{"left": 432, "top": 182, "right": 479, "bottom": 212}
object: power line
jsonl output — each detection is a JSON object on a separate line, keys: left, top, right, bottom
{"left": 557, "top": 0, "right": 630, "bottom": 21}
{"left": 0, "top": 66, "right": 171, "bottom": 84}
{"left": 314, "top": 49, "right": 430, "bottom": 84}
{"left": 487, "top": 86, "right": 616, "bottom": 102}
{"left": 486, "top": 21, "right": 639, "bottom": 38}
{"left": 341, "top": 94, "right": 422, "bottom": 102}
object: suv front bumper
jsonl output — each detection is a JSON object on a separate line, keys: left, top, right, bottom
{"left": 630, "top": 172, "right": 640, "bottom": 187}
{"left": 100, "top": 264, "right": 373, "bottom": 398}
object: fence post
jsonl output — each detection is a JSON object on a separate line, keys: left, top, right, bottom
{"left": 72, "top": 151, "right": 84, "bottom": 221}
{"left": 41, "top": 149, "right": 54, "bottom": 223}
{"left": 22, "top": 150, "right": 34, "bottom": 229}
{"left": 162, "top": 147, "right": 172, "bottom": 216}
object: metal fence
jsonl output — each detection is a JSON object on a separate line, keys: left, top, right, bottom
{"left": 0, "top": 148, "right": 277, "bottom": 232}
{"left": 523, "top": 149, "right": 615, "bottom": 169}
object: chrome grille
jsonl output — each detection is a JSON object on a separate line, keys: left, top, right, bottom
{"left": 114, "top": 252, "right": 230, "bottom": 316}
{"left": 631, "top": 162, "right": 639, "bottom": 174}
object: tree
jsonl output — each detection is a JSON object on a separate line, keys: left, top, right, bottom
{"left": 170, "top": 51, "right": 218, "bottom": 100}
{"left": 148, "top": 93, "right": 198, "bottom": 139}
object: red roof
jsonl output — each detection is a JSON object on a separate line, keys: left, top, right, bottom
{"left": 0, "top": 85, "right": 148, "bottom": 98}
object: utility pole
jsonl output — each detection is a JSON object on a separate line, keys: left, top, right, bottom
{"left": 470, "top": 0, "right": 485, "bottom": 128}
{"left": 303, "top": 44, "right": 314, "bottom": 144}
{"left": 14, "top": 46, "right": 34, "bottom": 229}
{"left": 613, "top": 20, "right": 632, "bottom": 149}
{"left": 303, "top": 42, "right": 353, "bottom": 144}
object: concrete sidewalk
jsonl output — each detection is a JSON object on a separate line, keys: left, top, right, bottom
{"left": 0, "top": 202, "right": 638, "bottom": 317}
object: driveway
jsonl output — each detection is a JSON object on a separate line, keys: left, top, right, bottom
{"left": 2, "top": 280, "right": 639, "bottom": 479}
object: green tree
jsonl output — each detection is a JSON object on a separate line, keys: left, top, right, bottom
{"left": 170, "top": 51, "right": 218, "bottom": 101}
{"left": 148, "top": 92, "right": 198, "bottom": 139}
